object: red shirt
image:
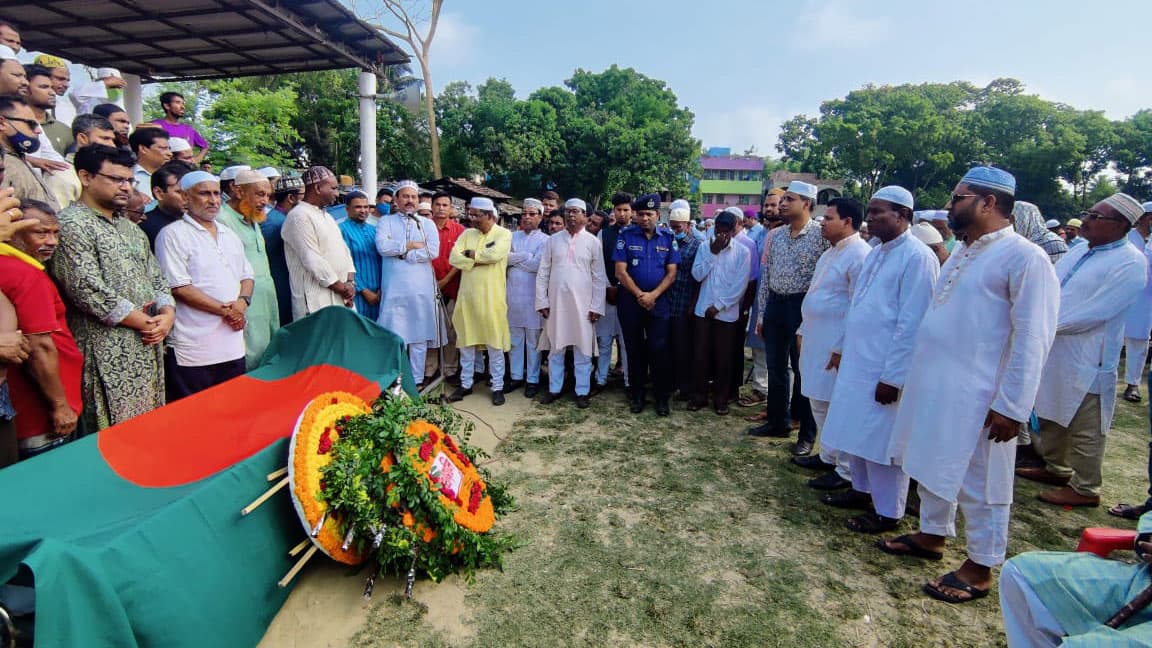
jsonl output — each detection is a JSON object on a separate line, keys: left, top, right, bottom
{"left": 0, "top": 257, "right": 83, "bottom": 439}
{"left": 433, "top": 219, "right": 465, "bottom": 300}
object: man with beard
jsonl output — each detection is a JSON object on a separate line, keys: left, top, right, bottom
{"left": 264, "top": 175, "right": 304, "bottom": 325}
{"left": 283, "top": 166, "right": 355, "bottom": 319}
{"left": 376, "top": 180, "right": 443, "bottom": 386}
{"left": 52, "top": 144, "right": 175, "bottom": 432}
{"left": 150, "top": 91, "right": 209, "bottom": 164}
{"left": 218, "top": 168, "right": 280, "bottom": 368}
{"left": 156, "top": 171, "right": 253, "bottom": 399}
{"left": 882, "top": 167, "right": 1059, "bottom": 605}
{"left": 1, "top": 198, "right": 82, "bottom": 455}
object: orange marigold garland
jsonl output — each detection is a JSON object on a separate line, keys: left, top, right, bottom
{"left": 300, "top": 389, "right": 514, "bottom": 595}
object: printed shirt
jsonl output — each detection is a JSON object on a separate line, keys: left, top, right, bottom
{"left": 756, "top": 218, "right": 829, "bottom": 307}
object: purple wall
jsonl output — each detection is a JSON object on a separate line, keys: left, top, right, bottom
{"left": 700, "top": 156, "right": 763, "bottom": 171}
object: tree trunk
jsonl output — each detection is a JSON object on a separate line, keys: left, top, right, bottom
{"left": 417, "top": 55, "right": 441, "bottom": 178}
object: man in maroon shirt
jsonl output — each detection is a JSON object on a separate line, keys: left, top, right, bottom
{"left": 426, "top": 191, "right": 464, "bottom": 383}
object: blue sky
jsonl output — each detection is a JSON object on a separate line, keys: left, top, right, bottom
{"left": 390, "top": 0, "right": 1152, "bottom": 156}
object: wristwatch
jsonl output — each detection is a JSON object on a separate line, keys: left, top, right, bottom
{"left": 239, "top": 295, "right": 252, "bottom": 306}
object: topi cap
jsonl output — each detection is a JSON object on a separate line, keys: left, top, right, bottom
{"left": 786, "top": 181, "right": 818, "bottom": 200}
{"left": 417, "top": 202, "right": 432, "bottom": 213}
{"left": 669, "top": 208, "right": 691, "bottom": 223}
{"left": 1100, "top": 193, "right": 1145, "bottom": 225}
{"left": 234, "top": 169, "right": 267, "bottom": 186}
{"left": 395, "top": 180, "right": 420, "bottom": 193}
{"left": 179, "top": 171, "right": 218, "bottom": 191}
{"left": 301, "top": 166, "right": 335, "bottom": 186}
{"left": 219, "top": 165, "right": 251, "bottom": 181}
{"left": 168, "top": 137, "right": 191, "bottom": 153}
{"left": 871, "top": 185, "right": 914, "bottom": 210}
{"left": 1066, "top": 218, "right": 1083, "bottom": 228}
{"left": 522, "top": 198, "right": 544, "bottom": 212}
{"left": 911, "top": 222, "right": 943, "bottom": 246}
{"left": 669, "top": 199, "right": 690, "bottom": 212}
{"left": 565, "top": 198, "right": 587, "bottom": 212}
{"left": 275, "top": 175, "right": 304, "bottom": 193}
{"left": 1143, "top": 201, "right": 1152, "bottom": 214}
{"left": 961, "top": 166, "right": 1016, "bottom": 195}
{"left": 1045, "top": 219, "right": 1061, "bottom": 229}
{"left": 468, "top": 197, "right": 497, "bottom": 214}
{"left": 258, "top": 166, "right": 280, "bottom": 179}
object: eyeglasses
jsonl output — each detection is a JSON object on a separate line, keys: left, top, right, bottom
{"left": 948, "top": 193, "right": 979, "bottom": 205}
{"left": 95, "top": 171, "right": 134, "bottom": 186}
{"left": 1080, "top": 211, "right": 1127, "bottom": 224}
{"left": 1, "top": 115, "right": 39, "bottom": 130}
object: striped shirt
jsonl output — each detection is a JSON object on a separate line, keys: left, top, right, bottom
{"left": 668, "top": 236, "right": 700, "bottom": 318}
{"left": 339, "top": 218, "right": 382, "bottom": 320}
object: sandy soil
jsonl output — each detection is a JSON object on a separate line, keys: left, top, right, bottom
{"left": 256, "top": 384, "right": 524, "bottom": 648}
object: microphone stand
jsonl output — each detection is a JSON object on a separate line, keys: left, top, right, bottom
{"left": 405, "top": 210, "right": 447, "bottom": 399}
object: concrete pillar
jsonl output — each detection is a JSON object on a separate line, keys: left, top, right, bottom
{"left": 123, "top": 73, "right": 144, "bottom": 125}
{"left": 358, "top": 71, "right": 377, "bottom": 194}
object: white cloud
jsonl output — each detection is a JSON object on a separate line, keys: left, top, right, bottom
{"left": 693, "top": 105, "right": 791, "bottom": 157}
{"left": 791, "top": 0, "right": 891, "bottom": 49}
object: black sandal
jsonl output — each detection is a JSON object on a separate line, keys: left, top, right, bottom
{"left": 820, "top": 489, "right": 872, "bottom": 510}
{"left": 845, "top": 512, "right": 900, "bottom": 534}
{"left": 877, "top": 534, "right": 943, "bottom": 561}
{"left": 922, "top": 571, "right": 989, "bottom": 604}
{"left": 1108, "top": 502, "right": 1151, "bottom": 520}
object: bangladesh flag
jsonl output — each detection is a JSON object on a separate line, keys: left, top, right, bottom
{"left": 0, "top": 307, "right": 416, "bottom": 648}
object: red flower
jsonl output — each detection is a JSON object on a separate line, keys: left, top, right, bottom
{"left": 457, "top": 453, "right": 471, "bottom": 468}
{"left": 419, "top": 441, "right": 433, "bottom": 462}
{"left": 441, "top": 487, "right": 456, "bottom": 500}
{"left": 443, "top": 436, "right": 459, "bottom": 453}
{"left": 468, "top": 482, "right": 482, "bottom": 513}
{"left": 428, "top": 430, "right": 440, "bottom": 445}
{"left": 318, "top": 429, "right": 333, "bottom": 454}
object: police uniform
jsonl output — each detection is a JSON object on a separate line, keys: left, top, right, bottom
{"left": 612, "top": 193, "right": 680, "bottom": 414}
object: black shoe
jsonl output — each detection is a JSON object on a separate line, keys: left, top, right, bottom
{"left": 591, "top": 382, "right": 605, "bottom": 396}
{"left": 539, "top": 391, "right": 560, "bottom": 405}
{"left": 820, "top": 489, "right": 872, "bottom": 510}
{"left": 445, "top": 372, "right": 461, "bottom": 386}
{"left": 576, "top": 395, "right": 591, "bottom": 409}
{"left": 807, "top": 473, "right": 851, "bottom": 491}
{"left": 492, "top": 390, "right": 505, "bottom": 406}
{"left": 504, "top": 379, "right": 524, "bottom": 393}
{"left": 791, "top": 440, "right": 814, "bottom": 456}
{"left": 746, "top": 423, "right": 790, "bottom": 438}
{"left": 446, "top": 386, "right": 472, "bottom": 402}
{"left": 792, "top": 455, "right": 836, "bottom": 471}
{"left": 629, "top": 397, "right": 644, "bottom": 414}
{"left": 524, "top": 383, "right": 539, "bottom": 398}
{"left": 656, "top": 399, "right": 670, "bottom": 417}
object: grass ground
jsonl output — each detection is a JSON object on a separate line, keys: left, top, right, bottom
{"left": 348, "top": 369, "right": 1151, "bottom": 648}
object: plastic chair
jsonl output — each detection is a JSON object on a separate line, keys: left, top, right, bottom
{"left": 1076, "top": 528, "right": 1139, "bottom": 557}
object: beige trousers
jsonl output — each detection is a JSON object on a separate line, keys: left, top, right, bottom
{"left": 1036, "top": 393, "right": 1104, "bottom": 497}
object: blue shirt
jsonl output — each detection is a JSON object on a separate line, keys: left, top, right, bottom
{"left": 612, "top": 227, "right": 681, "bottom": 317}
{"left": 262, "top": 208, "right": 293, "bottom": 326}
{"left": 338, "top": 218, "right": 383, "bottom": 320}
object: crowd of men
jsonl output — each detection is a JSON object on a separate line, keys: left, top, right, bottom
{"left": 5, "top": 19, "right": 1152, "bottom": 645}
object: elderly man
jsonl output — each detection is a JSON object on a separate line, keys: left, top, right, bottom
{"left": 819, "top": 187, "right": 939, "bottom": 533}
{"left": 264, "top": 175, "right": 303, "bottom": 326}
{"left": 791, "top": 198, "right": 870, "bottom": 491}
{"left": 52, "top": 144, "right": 175, "bottom": 432}
{"left": 156, "top": 172, "right": 254, "bottom": 399}
{"left": 1121, "top": 201, "right": 1152, "bottom": 403}
{"left": 426, "top": 190, "right": 464, "bottom": 384}
{"left": 614, "top": 193, "right": 679, "bottom": 415}
{"left": 882, "top": 167, "right": 1059, "bottom": 605}
{"left": 688, "top": 210, "right": 750, "bottom": 415}
{"left": 1, "top": 199, "right": 82, "bottom": 456}
{"left": 338, "top": 190, "right": 383, "bottom": 321}
{"left": 535, "top": 198, "right": 608, "bottom": 408}
{"left": 168, "top": 137, "right": 194, "bottom": 163}
{"left": 667, "top": 203, "right": 701, "bottom": 399}
{"left": 377, "top": 180, "right": 443, "bottom": 386}
{"left": 748, "top": 181, "right": 830, "bottom": 456}
{"left": 217, "top": 168, "right": 279, "bottom": 368}
{"left": 218, "top": 164, "right": 250, "bottom": 201}
{"left": 283, "top": 166, "right": 355, "bottom": 320}
{"left": 1019, "top": 194, "right": 1148, "bottom": 508}
{"left": 506, "top": 197, "right": 549, "bottom": 397}
{"left": 447, "top": 198, "right": 512, "bottom": 405}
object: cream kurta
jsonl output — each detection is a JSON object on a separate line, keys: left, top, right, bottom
{"left": 821, "top": 231, "right": 938, "bottom": 464}
{"left": 1033, "top": 239, "right": 1147, "bottom": 432}
{"left": 797, "top": 233, "right": 871, "bottom": 402}
{"left": 888, "top": 228, "right": 1059, "bottom": 503}
{"left": 376, "top": 213, "right": 443, "bottom": 346}
{"left": 450, "top": 225, "right": 512, "bottom": 350}
{"left": 506, "top": 229, "right": 549, "bottom": 330}
{"left": 282, "top": 201, "right": 356, "bottom": 320}
{"left": 534, "top": 228, "right": 607, "bottom": 357}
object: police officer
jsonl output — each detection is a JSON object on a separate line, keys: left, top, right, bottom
{"left": 613, "top": 193, "right": 680, "bottom": 416}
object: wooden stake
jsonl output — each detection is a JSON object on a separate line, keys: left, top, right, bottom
{"left": 241, "top": 476, "right": 289, "bottom": 516}
{"left": 277, "top": 545, "right": 317, "bottom": 588}
{"left": 288, "top": 538, "right": 310, "bottom": 557}
{"left": 266, "top": 466, "right": 288, "bottom": 482}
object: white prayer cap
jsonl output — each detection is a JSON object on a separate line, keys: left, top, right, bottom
{"left": 0, "top": 46, "right": 16, "bottom": 62}
{"left": 925, "top": 209, "right": 948, "bottom": 222}
{"left": 179, "top": 171, "right": 218, "bottom": 191}
{"left": 669, "top": 208, "right": 691, "bottom": 223}
{"left": 669, "top": 198, "right": 690, "bottom": 211}
{"left": 96, "top": 68, "right": 122, "bottom": 80}
{"left": 786, "top": 180, "right": 818, "bottom": 200}
{"left": 468, "top": 197, "right": 497, "bottom": 214}
{"left": 168, "top": 137, "right": 191, "bottom": 153}
{"left": 395, "top": 180, "right": 420, "bottom": 192}
{"left": 1044, "top": 218, "right": 1061, "bottom": 229}
{"left": 871, "top": 185, "right": 914, "bottom": 210}
{"left": 1100, "top": 193, "right": 1145, "bottom": 225}
{"left": 219, "top": 165, "right": 251, "bottom": 181}
{"left": 1144, "top": 201, "right": 1152, "bottom": 214}
{"left": 522, "top": 198, "right": 544, "bottom": 212}
{"left": 911, "top": 222, "right": 943, "bottom": 246}
{"left": 565, "top": 198, "right": 587, "bottom": 212}
{"left": 416, "top": 202, "right": 432, "bottom": 213}
{"left": 723, "top": 206, "right": 745, "bottom": 219}
{"left": 234, "top": 169, "right": 267, "bottom": 186}
{"left": 258, "top": 166, "right": 280, "bottom": 179}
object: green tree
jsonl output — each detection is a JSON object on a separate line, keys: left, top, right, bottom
{"left": 200, "top": 79, "right": 301, "bottom": 168}
{"left": 1113, "top": 110, "right": 1152, "bottom": 200}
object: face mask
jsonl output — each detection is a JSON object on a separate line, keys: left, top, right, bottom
{"left": 7, "top": 130, "right": 39, "bottom": 154}
{"left": 377, "top": 203, "right": 391, "bottom": 215}
{"left": 674, "top": 231, "right": 686, "bottom": 241}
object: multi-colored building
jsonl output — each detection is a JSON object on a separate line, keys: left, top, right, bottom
{"left": 695, "top": 148, "right": 764, "bottom": 218}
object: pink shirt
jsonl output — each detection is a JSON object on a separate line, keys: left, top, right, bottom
{"left": 150, "top": 119, "right": 209, "bottom": 150}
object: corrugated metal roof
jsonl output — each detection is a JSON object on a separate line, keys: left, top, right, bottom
{"left": 10, "top": 0, "right": 409, "bottom": 81}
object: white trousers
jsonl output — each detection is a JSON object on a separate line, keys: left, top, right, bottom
{"left": 847, "top": 455, "right": 908, "bottom": 519}
{"left": 509, "top": 327, "right": 542, "bottom": 383}
{"left": 999, "top": 561, "right": 1065, "bottom": 648}
{"left": 549, "top": 346, "right": 593, "bottom": 396}
{"left": 409, "top": 342, "right": 427, "bottom": 385}
{"left": 917, "top": 444, "right": 1012, "bottom": 567}
{"left": 596, "top": 333, "right": 628, "bottom": 387}
{"left": 1126, "top": 336, "right": 1149, "bottom": 386}
{"left": 460, "top": 346, "right": 504, "bottom": 391}
{"left": 749, "top": 347, "right": 769, "bottom": 393}
{"left": 810, "top": 399, "right": 851, "bottom": 480}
